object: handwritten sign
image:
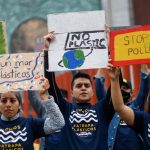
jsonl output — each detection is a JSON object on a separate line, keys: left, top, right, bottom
{"left": 65, "top": 31, "right": 106, "bottom": 50}
{"left": 0, "top": 21, "right": 8, "bottom": 54}
{"left": 110, "top": 25, "right": 150, "bottom": 66}
{"left": 47, "top": 11, "right": 108, "bottom": 71}
{"left": 0, "top": 52, "right": 44, "bottom": 92}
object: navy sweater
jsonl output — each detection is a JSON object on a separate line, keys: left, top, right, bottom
{"left": 134, "top": 111, "right": 150, "bottom": 150}
{"left": 0, "top": 117, "right": 45, "bottom": 150}
{"left": 44, "top": 51, "right": 114, "bottom": 150}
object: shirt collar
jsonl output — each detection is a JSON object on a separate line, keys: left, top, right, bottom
{"left": 1, "top": 113, "right": 20, "bottom": 121}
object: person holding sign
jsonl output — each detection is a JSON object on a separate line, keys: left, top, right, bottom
{"left": 95, "top": 25, "right": 149, "bottom": 150}
{"left": 107, "top": 61, "right": 150, "bottom": 150}
{"left": 0, "top": 78, "right": 65, "bottom": 150}
{"left": 108, "top": 64, "right": 149, "bottom": 150}
{"left": 92, "top": 62, "right": 149, "bottom": 150}
{"left": 29, "top": 66, "right": 106, "bottom": 150}
{"left": 42, "top": 32, "right": 115, "bottom": 150}
{"left": 93, "top": 68, "right": 107, "bottom": 101}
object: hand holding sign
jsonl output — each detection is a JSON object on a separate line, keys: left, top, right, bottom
{"left": 44, "top": 31, "right": 55, "bottom": 50}
{"left": 47, "top": 11, "right": 108, "bottom": 71}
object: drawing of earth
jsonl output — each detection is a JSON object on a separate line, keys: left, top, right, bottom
{"left": 58, "top": 49, "right": 85, "bottom": 69}
{"left": 58, "top": 49, "right": 93, "bottom": 69}
{"left": 63, "top": 49, "right": 85, "bottom": 69}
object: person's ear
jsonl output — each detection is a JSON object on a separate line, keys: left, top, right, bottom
{"left": 71, "top": 90, "right": 73, "bottom": 97}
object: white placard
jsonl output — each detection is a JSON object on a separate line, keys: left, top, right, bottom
{"left": 47, "top": 11, "right": 108, "bottom": 71}
{"left": 47, "top": 10, "right": 105, "bottom": 33}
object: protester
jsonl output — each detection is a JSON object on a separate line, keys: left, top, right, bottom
{"left": 108, "top": 64, "right": 149, "bottom": 150}
{"left": 107, "top": 61, "right": 150, "bottom": 150}
{"left": 92, "top": 58, "right": 149, "bottom": 150}
{"left": 0, "top": 78, "right": 65, "bottom": 150}
{"left": 93, "top": 64, "right": 149, "bottom": 150}
{"left": 29, "top": 69, "right": 106, "bottom": 150}
{"left": 93, "top": 68, "right": 107, "bottom": 100}
{"left": 40, "top": 31, "right": 115, "bottom": 150}
{"left": 29, "top": 87, "right": 68, "bottom": 150}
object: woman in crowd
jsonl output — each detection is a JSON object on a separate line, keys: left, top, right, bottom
{"left": 0, "top": 78, "right": 65, "bottom": 150}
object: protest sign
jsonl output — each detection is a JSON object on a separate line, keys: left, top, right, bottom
{"left": 47, "top": 11, "right": 108, "bottom": 71}
{"left": 0, "top": 20, "right": 8, "bottom": 54}
{"left": 110, "top": 25, "right": 150, "bottom": 66}
{"left": 0, "top": 52, "right": 44, "bottom": 92}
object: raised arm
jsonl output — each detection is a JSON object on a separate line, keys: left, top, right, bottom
{"left": 107, "top": 62, "right": 134, "bottom": 126}
{"left": 94, "top": 68, "right": 106, "bottom": 101}
{"left": 134, "top": 64, "right": 150, "bottom": 110}
{"left": 28, "top": 78, "right": 65, "bottom": 134}
{"left": 43, "top": 95, "right": 65, "bottom": 134}
{"left": 43, "top": 33, "right": 69, "bottom": 116}
{"left": 44, "top": 50, "right": 62, "bottom": 102}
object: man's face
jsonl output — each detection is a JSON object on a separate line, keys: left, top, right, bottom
{"left": 72, "top": 77, "right": 93, "bottom": 103}
{"left": 0, "top": 92, "right": 20, "bottom": 119}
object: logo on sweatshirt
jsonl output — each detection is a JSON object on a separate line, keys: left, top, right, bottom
{"left": 69, "top": 109, "right": 98, "bottom": 137}
{"left": 0, "top": 127, "right": 27, "bottom": 144}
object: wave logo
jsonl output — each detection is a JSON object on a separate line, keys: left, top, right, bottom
{"left": 69, "top": 109, "right": 98, "bottom": 124}
{"left": 148, "top": 124, "right": 150, "bottom": 138}
{"left": 0, "top": 127, "right": 27, "bottom": 144}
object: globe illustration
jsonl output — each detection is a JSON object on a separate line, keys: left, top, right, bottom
{"left": 62, "top": 49, "right": 85, "bottom": 69}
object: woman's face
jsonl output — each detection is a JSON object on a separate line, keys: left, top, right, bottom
{"left": 0, "top": 92, "right": 20, "bottom": 119}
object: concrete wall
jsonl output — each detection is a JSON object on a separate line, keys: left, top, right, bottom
{"left": 101, "top": 0, "right": 133, "bottom": 26}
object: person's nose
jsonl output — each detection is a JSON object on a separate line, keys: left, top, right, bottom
{"left": 81, "top": 84, "right": 86, "bottom": 90}
{"left": 5, "top": 100, "right": 11, "bottom": 107}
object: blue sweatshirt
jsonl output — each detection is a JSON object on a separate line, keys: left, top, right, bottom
{"left": 44, "top": 51, "right": 114, "bottom": 150}
{"left": 57, "top": 99, "right": 114, "bottom": 150}
{"left": 134, "top": 111, "right": 150, "bottom": 150}
{"left": 0, "top": 93, "right": 65, "bottom": 150}
{"left": 108, "top": 72, "right": 150, "bottom": 150}
{"left": 0, "top": 117, "right": 45, "bottom": 150}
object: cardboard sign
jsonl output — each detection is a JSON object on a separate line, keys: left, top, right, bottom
{"left": 0, "top": 52, "right": 44, "bottom": 92}
{"left": 110, "top": 25, "right": 150, "bottom": 66}
{"left": 47, "top": 11, "right": 108, "bottom": 71}
{"left": 0, "top": 20, "right": 8, "bottom": 54}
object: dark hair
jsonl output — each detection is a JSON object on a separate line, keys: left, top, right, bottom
{"left": 0, "top": 91, "right": 23, "bottom": 113}
{"left": 0, "top": 92, "right": 22, "bottom": 102}
{"left": 122, "top": 79, "right": 132, "bottom": 90}
{"left": 119, "top": 70, "right": 132, "bottom": 89}
{"left": 71, "top": 72, "right": 92, "bottom": 90}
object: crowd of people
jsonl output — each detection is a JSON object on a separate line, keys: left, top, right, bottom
{"left": 0, "top": 29, "right": 149, "bottom": 150}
